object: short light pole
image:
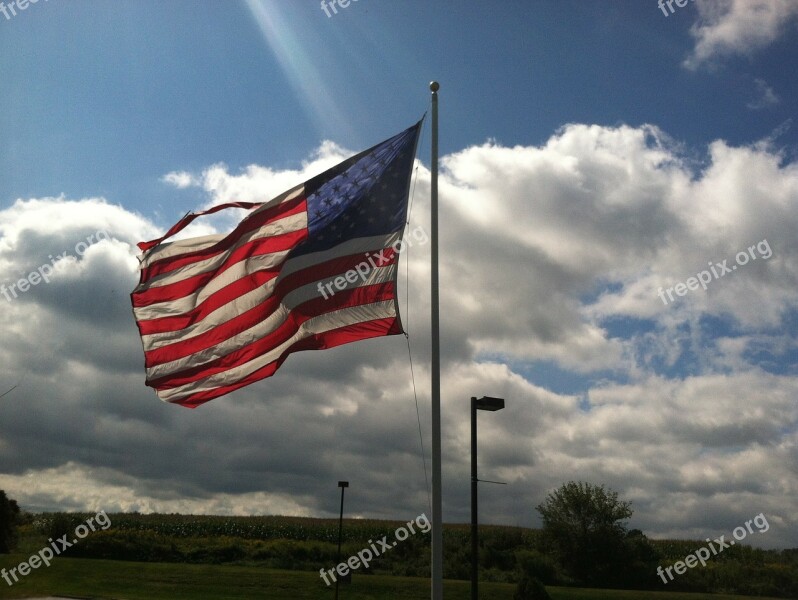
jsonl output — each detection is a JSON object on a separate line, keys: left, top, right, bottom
{"left": 471, "top": 396, "right": 505, "bottom": 600}
{"left": 335, "top": 481, "right": 349, "bottom": 600}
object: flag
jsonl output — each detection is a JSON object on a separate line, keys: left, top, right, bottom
{"left": 131, "top": 121, "right": 422, "bottom": 408}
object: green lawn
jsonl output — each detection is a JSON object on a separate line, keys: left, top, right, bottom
{"left": 0, "top": 555, "right": 786, "bottom": 600}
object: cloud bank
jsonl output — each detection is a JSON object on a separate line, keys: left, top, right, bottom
{"left": 1, "top": 121, "right": 797, "bottom": 548}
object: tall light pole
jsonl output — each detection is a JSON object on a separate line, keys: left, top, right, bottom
{"left": 335, "top": 481, "right": 349, "bottom": 600}
{"left": 429, "top": 79, "right": 443, "bottom": 600}
{"left": 471, "top": 396, "right": 505, "bottom": 600}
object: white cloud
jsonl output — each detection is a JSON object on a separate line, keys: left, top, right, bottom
{"left": 157, "top": 143, "right": 355, "bottom": 234}
{"left": 1, "top": 124, "right": 798, "bottom": 547}
{"left": 685, "top": 0, "right": 798, "bottom": 70}
{"left": 162, "top": 140, "right": 352, "bottom": 208}
{"left": 161, "top": 171, "right": 197, "bottom": 189}
{"left": 747, "top": 78, "right": 781, "bottom": 110}
{"left": 0, "top": 463, "right": 312, "bottom": 516}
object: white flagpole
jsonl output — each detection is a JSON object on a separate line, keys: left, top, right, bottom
{"left": 429, "top": 80, "right": 443, "bottom": 600}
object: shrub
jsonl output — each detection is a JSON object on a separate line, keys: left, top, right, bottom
{"left": 515, "top": 549, "right": 560, "bottom": 584}
{"left": 42, "top": 512, "right": 84, "bottom": 547}
{"left": 71, "top": 530, "right": 181, "bottom": 563}
{"left": 514, "top": 575, "right": 551, "bottom": 600}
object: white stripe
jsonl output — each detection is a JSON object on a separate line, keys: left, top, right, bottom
{"left": 139, "top": 184, "right": 305, "bottom": 268}
{"left": 278, "top": 232, "right": 401, "bottom": 279}
{"left": 141, "top": 241, "right": 400, "bottom": 349}
{"left": 144, "top": 263, "right": 395, "bottom": 380}
{"left": 141, "top": 212, "right": 306, "bottom": 290}
{"left": 143, "top": 260, "right": 398, "bottom": 352}
{"left": 133, "top": 250, "right": 290, "bottom": 322}
{"left": 139, "top": 233, "right": 227, "bottom": 269}
{"left": 142, "top": 277, "right": 277, "bottom": 350}
{"left": 155, "top": 300, "right": 397, "bottom": 403}
{"left": 310, "top": 260, "right": 397, "bottom": 303}
{"left": 134, "top": 232, "right": 401, "bottom": 324}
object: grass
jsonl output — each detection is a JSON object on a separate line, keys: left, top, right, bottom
{"left": 0, "top": 554, "right": 787, "bottom": 600}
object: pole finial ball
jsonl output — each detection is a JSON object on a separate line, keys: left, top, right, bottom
{"left": 430, "top": 81, "right": 440, "bottom": 92}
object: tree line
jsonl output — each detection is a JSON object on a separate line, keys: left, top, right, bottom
{"left": 2, "top": 484, "right": 796, "bottom": 599}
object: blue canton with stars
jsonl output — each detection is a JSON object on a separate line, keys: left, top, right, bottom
{"left": 292, "top": 121, "right": 422, "bottom": 257}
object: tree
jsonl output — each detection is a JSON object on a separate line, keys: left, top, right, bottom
{"left": 0, "top": 490, "right": 20, "bottom": 553}
{"left": 536, "top": 481, "right": 634, "bottom": 586}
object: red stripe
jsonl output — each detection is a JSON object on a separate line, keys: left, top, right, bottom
{"left": 268, "top": 247, "right": 398, "bottom": 306}
{"left": 135, "top": 246, "right": 398, "bottom": 336}
{"left": 171, "top": 316, "right": 401, "bottom": 408}
{"left": 141, "top": 249, "right": 400, "bottom": 362}
{"left": 135, "top": 269, "right": 282, "bottom": 336}
{"left": 146, "top": 282, "right": 397, "bottom": 388}
{"left": 132, "top": 229, "right": 305, "bottom": 307}
{"left": 140, "top": 197, "right": 306, "bottom": 282}
{"left": 133, "top": 260, "right": 278, "bottom": 308}
{"left": 137, "top": 200, "right": 270, "bottom": 252}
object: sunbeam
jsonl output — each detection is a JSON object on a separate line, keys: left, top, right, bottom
{"left": 243, "top": 0, "right": 354, "bottom": 139}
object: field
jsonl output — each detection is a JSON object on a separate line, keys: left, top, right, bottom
{"left": 0, "top": 514, "right": 794, "bottom": 600}
{"left": 0, "top": 555, "right": 787, "bottom": 600}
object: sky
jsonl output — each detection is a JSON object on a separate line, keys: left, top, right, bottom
{"left": 1, "top": 0, "right": 798, "bottom": 550}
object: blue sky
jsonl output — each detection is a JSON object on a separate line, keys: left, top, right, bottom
{"left": 4, "top": 1, "right": 796, "bottom": 213}
{"left": 1, "top": 0, "right": 798, "bottom": 552}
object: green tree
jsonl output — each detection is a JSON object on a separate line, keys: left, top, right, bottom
{"left": 0, "top": 490, "right": 20, "bottom": 553}
{"left": 536, "top": 481, "right": 636, "bottom": 586}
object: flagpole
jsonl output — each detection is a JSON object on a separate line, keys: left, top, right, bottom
{"left": 429, "top": 80, "right": 443, "bottom": 600}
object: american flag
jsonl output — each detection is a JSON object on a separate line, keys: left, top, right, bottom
{"left": 131, "top": 122, "right": 422, "bottom": 408}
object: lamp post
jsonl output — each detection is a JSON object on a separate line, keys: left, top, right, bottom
{"left": 471, "top": 396, "right": 505, "bottom": 600}
{"left": 335, "top": 481, "right": 349, "bottom": 600}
